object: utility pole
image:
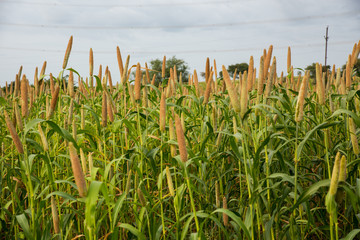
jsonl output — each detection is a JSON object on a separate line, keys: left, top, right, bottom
{"left": 324, "top": 26, "right": 329, "bottom": 67}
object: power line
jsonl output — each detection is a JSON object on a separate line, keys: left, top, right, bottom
{"left": 0, "top": 0, "right": 243, "bottom": 8}
{"left": 0, "top": 40, "right": 355, "bottom": 55}
{"left": 0, "top": 11, "right": 358, "bottom": 30}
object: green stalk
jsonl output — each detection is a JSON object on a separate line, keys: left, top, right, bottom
{"left": 136, "top": 103, "right": 144, "bottom": 176}
{"left": 238, "top": 117, "right": 254, "bottom": 240}
{"left": 23, "top": 142, "right": 36, "bottom": 238}
{"left": 294, "top": 122, "right": 299, "bottom": 205}
{"left": 11, "top": 142, "right": 18, "bottom": 240}
{"left": 184, "top": 166, "right": 200, "bottom": 232}
{"left": 322, "top": 106, "right": 331, "bottom": 179}
{"left": 160, "top": 134, "right": 166, "bottom": 237}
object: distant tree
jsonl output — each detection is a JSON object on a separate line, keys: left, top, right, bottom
{"left": 147, "top": 56, "right": 189, "bottom": 84}
{"left": 228, "top": 63, "right": 249, "bottom": 75}
{"left": 219, "top": 62, "right": 249, "bottom": 78}
{"left": 305, "top": 63, "right": 330, "bottom": 79}
{"left": 341, "top": 58, "right": 360, "bottom": 77}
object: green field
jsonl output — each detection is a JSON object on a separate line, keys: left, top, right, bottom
{"left": 1, "top": 37, "right": 360, "bottom": 239}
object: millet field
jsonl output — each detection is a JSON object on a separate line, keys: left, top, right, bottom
{"left": 1, "top": 36, "right": 360, "bottom": 239}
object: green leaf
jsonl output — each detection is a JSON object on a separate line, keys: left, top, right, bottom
{"left": 340, "top": 229, "right": 360, "bottom": 240}
{"left": 330, "top": 109, "right": 360, "bottom": 127}
{"left": 67, "top": 68, "right": 81, "bottom": 78}
{"left": 85, "top": 181, "right": 103, "bottom": 230}
{"left": 267, "top": 173, "right": 297, "bottom": 189}
{"left": 24, "top": 118, "right": 44, "bottom": 135}
{"left": 181, "top": 213, "right": 195, "bottom": 240}
{"left": 296, "top": 122, "right": 331, "bottom": 160}
{"left": 45, "top": 120, "right": 79, "bottom": 149}
{"left": 119, "top": 223, "right": 146, "bottom": 240}
{"left": 0, "top": 97, "right": 7, "bottom": 106}
{"left": 197, "top": 212, "right": 229, "bottom": 239}
{"left": 112, "top": 193, "right": 126, "bottom": 229}
{"left": 94, "top": 75, "right": 103, "bottom": 92}
{"left": 290, "top": 179, "right": 330, "bottom": 212}
{"left": 213, "top": 209, "right": 251, "bottom": 239}
{"left": 16, "top": 214, "right": 33, "bottom": 240}
{"left": 46, "top": 191, "right": 77, "bottom": 201}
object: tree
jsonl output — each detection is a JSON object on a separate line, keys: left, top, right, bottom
{"left": 305, "top": 63, "right": 330, "bottom": 79}
{"left": 219, "top": 62, "right": 249, "bottom": 78}
{"left": 147, "top": 56, "right": 189, "bottom": 84}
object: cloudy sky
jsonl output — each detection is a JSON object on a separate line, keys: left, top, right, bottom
{"left": 0, "top": 0, "right": 359, "bottom": 86}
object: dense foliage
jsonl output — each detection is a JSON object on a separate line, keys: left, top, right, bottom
{"left": 0, "top": 37, "right": 360, "bottom": 240}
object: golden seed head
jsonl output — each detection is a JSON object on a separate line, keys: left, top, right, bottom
{"left": 159, "top": 90, "right": 166, "bottom": 132}
{"left": 264, "top": 45, "right": 273, "bottom": 79}
{"left": 51, "top": 196, "right": 60, "bottom": 234}
{"left": 87, "top": 152, "right": 93, "bottom": 175}
{"left": 338, "top": 155, "right": 347, "bottom": 182}
{"left": 49, "top": 73, "right": 55, "bottom": 95}
{"left": 40, "top": 61, "right": 47, "bottom": 78}
{"left": 20, "top": 75, "right": 28, "bottom": 118}
{"left": 351, "top": 43, "right": 359, "bottom": 67}
{"left": 162, "top": 56, "right": 166, "bottom": 78}
{"left": 295, "top": 71, "right": 309, "bottom": 122}
{"left": 329, "top": 152, "right": 341, "bottom": 196}
{"left": 89, "top": 48, "right": 94, "bottom": 76}
{"left": 102, "top": 91, "right": 107, "bottom": 127}
{"left": 316, "top": 63, "right": 325, "bottom": 104}
{"left": 287, "top": 46, "right": 291, "bottom": 73}
{"left": 4, "top": 110, "right": 24, "bottom": 154}
{"left": 223, "top": 196, "right": 228, "bottom": 227}
{"left": 48, "top": 84, "right": 60, "bottom": 119}
{"left": 264, "top": 57, "right": 276, "bottom": 100}
{"left": 80, "top": 148, "right": 88, "bottom": 175}
{"left": 193, "top": 70, "right": 200, "bottom": 96}
{"left": 121, "top": 55, "right": 130, "bottom": 85}
{"left": 38, "top": 123, "right": 48, "bottom": 152}
{"left": 346, "top": 54, "right": 352, "bottom": 89}
{"left": 247, "top": 56, "right": 254, "bottom": 91}
{"left": 240, "top": 71, "right": 248, "bottom": 119}
{"left": 135, "top": 62, "right": 142, "bottom": 101}
{"left": 175, "top": 113, "right": 188, "bottom": 163}
{"left": 69, "top": 142, "right": 87, "bottom": 197}
{"left": 34, "top": 68, "right": 39, "bottom": 97}
{"left": 137, "top": 187, "right": 146, "bottom": 207}
{"left": 349, "top": 117, "right": 359, "bottom": 155}
{"left": 205, "top": 57, "right": 210, "bottom": 83}
{"left": 68, "top": 99, "right": 74, "bottom": 126}
{"left": 108, "top": 97, "right": 115, "bottom": 123}
{"left": 14, "top": 102, "right": 23, "bottom": 131}
{"left": 165, "top": 166, "right": 175, "bottom": 197}
{"left": 222, "top": 65, "right": 240, "bottom": 112}
{"left": 108, "top": 70, "right": 113, "bottom": 92}
{"left": 62, "top": 35, "right": 73, "bottom": 69}
{"left": 144, "top": 62, "right": 150, "bottom": 83}
{"left": 215, "top": 181, "right": 220, "bottom": 208}
{"left": 151, "top": 74, "right": 156, "bottom": 85}
{"left": 257, "top": 56, "right": 265, "bottom": 95}
{"left": 68, "top": 71, "right": 74, "bottom": 97}
{"left": 127, "top": 81, "right": 135, "bottom": 106}
{"left": 116, "top": 46, "right": 124, "bottom": 77}
{"left": 169, "top": 119, "right": 177, "bottom": 157}
{"left": 203, "top": 71, "right": 214, "bottom": 104}
{"left": 18, "top": 65, "right": 23, "bottom": 79}
{"left": 14, "top": 74, "right": 20, "bottom": 97}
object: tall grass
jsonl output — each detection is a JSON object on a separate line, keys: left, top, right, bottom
{"left": 0, "top": 37, "right": 360, "bottom": 239}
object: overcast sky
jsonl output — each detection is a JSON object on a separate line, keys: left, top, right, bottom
{"left": 0, "top": 0, "right": 359, "bottom": 86}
